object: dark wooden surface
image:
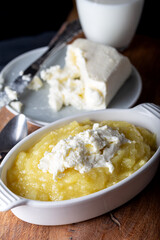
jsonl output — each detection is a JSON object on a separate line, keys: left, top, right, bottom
{"left": 0, "top": 34, "right": 160, "bottom": 240}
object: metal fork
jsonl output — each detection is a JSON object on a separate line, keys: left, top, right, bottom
{"left": 0, "top": 19, "right": 82, "bottom": 106}
{"left": 11, "top": 19, "right": 82, "bottom": 93}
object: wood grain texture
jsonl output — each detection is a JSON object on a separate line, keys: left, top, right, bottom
{"left": 0, "top": 34, "right": 160, "bottom": 240}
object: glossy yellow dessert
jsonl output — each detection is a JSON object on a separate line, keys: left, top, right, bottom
{"left": 7, "top": 120, "right": 157, "bottom": 201}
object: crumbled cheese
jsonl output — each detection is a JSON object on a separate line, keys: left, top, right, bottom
{"left": 40, "top": 38, "right": 132, "bottom": 112}
{"left": 4, "top": 86, "right": 18, "bottom": 101}
{"left": 10, "top": 101, "right": 23, "bottom": 113}
{"left": 0, "top": 74, "right": 4, "bottom": 91}
{"left": 19, "top": 70, "right": 32, "bottom": 82}
{"left": 27, "top": 76, "right": 43, "bottom": 91}
{"left": 38, "top": 123, "right": 129, "bottom": 180}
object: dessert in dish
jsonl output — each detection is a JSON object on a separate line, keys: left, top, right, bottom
{"left": 40, "top": 38, "right": 131, "bottom": 111}
{"left": 7, "top": 120, "right": 157, "bottom": 201}
{"left": 1, "top": 104, "right": 159, "bottom": 226}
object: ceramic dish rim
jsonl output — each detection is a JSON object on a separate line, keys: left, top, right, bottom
{"left": 0, "top": 46, "right": 142, "bottom": 127}
{"left": 1, "top": 106, "right": 160, "bottom": 208}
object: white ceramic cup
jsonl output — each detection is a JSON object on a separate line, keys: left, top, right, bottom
{"left": 76, "top": 0, "right": 144, "bottom": 49}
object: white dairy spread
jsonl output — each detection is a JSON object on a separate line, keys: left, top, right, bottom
{"left": 40, "top": 38, "right": 132, "bottom": 111}
{"left": 38, "top": 123, "right": 129, "bottom": 180}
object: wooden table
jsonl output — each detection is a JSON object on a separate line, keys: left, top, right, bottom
{"left": 0, "top": 34, "right": 160, "bottom": 240}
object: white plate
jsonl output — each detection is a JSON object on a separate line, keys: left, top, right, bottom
{"left": 1, "top": 47, "right": 142, "bottom": 126}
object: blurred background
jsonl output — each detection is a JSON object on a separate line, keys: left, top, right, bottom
{"left": 0, "top": 0, "right": 159, "bottom": 70}
{"left": 0, "top": 1, "right": 73, "bottom": 40}
{"left": 0, "top": 0, "right": 159, "bottom": 41}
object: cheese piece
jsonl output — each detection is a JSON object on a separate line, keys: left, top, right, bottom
{"left": 27, "top": 76, "right": 43, "bottom": 91}
{"left": 38, "top": 123, "right": 129, "bottom": 180}
{"left": 0, "top": 74, "right": 4, "bottom": 91}
{"left": 10, "top": 101, "right": 23, "bottom": 113}
{"left": 4, "top": 86, "right": 18, "bottom": 101}
{"left": 40, "top": 38, "right": 132, "bottom": 111}
{"left": 72, "top": 38, "right": 132, "bottom": 107}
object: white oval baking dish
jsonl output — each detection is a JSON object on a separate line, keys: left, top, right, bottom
{"left": 0, "top": 103, "right": 160, "bottom": 225}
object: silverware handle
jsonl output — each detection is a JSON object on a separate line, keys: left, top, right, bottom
{"left": 48, "top": 21, "right": 68, "bottom": 47}
{"left": 24, "top": 19, "right": 82, "bottom": 74}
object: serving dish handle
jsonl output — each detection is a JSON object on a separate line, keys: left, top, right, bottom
{"left": 0, "top": 179, "right": 27, "bottom": 211}
{"left": 134, "top": 103, "right": 160, "bottom": 119}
